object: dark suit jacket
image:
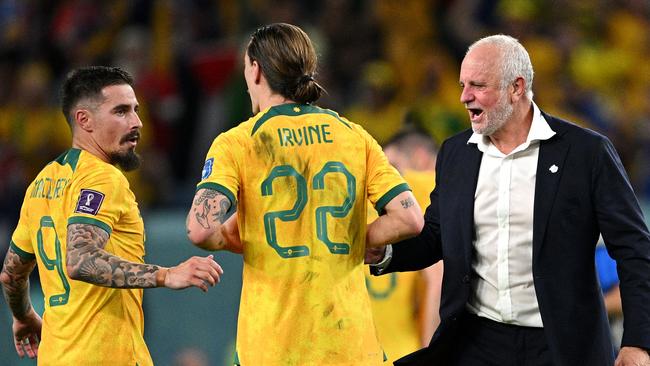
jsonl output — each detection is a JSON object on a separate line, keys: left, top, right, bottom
{"left": 378, "top": 113, "right": 650, "bottom": 366}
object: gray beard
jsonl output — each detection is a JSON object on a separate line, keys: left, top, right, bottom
{"left": 475, "top": 93, "right": 514, "bottom": 136}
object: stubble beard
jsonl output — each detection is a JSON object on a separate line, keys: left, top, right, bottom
{"left": 473, "top": 90, "right": 514, "bottom": 136}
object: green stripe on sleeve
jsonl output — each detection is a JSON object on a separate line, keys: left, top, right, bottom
{"left": 375, "top": 183, "right": 411, "bottom": 215}
{"left": 67, "top": 216, "right": 112, "bottom": 235}
{"left": 10, "top": 240, "right": 36, "bottom": 260}
{"left": 196, "top": 182, "right": 237, "bottom": 213}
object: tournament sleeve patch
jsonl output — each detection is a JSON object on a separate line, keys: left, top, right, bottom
{"left": 74, "top": 189, "right": 105, "bottom": 215}
{"left": 201, "top": 158, "right": 214, "bottom": 180}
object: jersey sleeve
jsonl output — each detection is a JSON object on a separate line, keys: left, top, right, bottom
{"left": 66, "top": 166, "right": 127, "bottom": 235}
{"left": 195, "top": 129, "right": 245, "bottom": 209}
{"left": 10, "top": 184, "right": 36, "bottom": 259}
{"left": 359, "top": 126, "right": 411, "bottom": 214}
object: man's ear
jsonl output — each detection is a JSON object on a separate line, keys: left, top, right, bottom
{"left": 74, "top": 108, "right": 93, "bottom": 132}
{"left": 511, "top": 77, "right": 526, "bottom": 101}
{"left": 252, "top": 59, "right": 262, "bottom": 84}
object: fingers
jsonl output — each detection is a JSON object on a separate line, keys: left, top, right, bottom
{"left": 14, "top": 338, "right": 24, "bottom": 358}
{"left": 364, "top": 247, "right": 384, "bottom": 264}
{"left": 25, "top": 334, "right": 39, "bottom": 358}
{"left": 169, "top": 255, "right": 224, "bottom": 291}
{"left": 15, "top": 335, "right": 39, "bottom": 359}
{"left": 191, "top": 276, "right": 209, "bottom": 292}
{"left": 206, "top": 255, "right": 224, "bottom": 275}
{"left": 191, "top": 256, "right": 224, "bottom": 288}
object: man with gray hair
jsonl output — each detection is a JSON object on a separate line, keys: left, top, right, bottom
{"left": 368, "top": 35, "right": 650, "bottom": 365}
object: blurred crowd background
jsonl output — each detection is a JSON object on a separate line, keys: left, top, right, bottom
{"left": 1, "top": 0, "right": 649, "bottom": 222}
{"left": 0, "top": 0, "right": 649, "bottom": 365}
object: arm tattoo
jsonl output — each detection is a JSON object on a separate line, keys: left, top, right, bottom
{"left": 400, "top": 197, "right": 415, "bottom": 209}
{"left": 66, "top": 224, "right": 161, "bottom": 288}
{"left": 192, "top": 189, "right": 231, "bottom": 230}
{"left": 0, "top": 247, "right": 36, "bottom": 318}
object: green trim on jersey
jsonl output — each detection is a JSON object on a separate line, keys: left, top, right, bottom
{"left": 52, "top": 148, "right": 82, "bottom": 172}
{"left": 251, "top": 103, "right": 351, "bottom": 136}
{"left": 375, "top": 183, "right": 411, "bottom": 215}
{"left": 67, "top": 216, "right": 112, "bottom": 235}
{"left": 10, "top": 240, "right": 36, "bottom": 259}
{"left": 196, "top": 182, "right": 237, "bottom": 214}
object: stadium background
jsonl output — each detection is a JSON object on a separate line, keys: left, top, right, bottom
{"left": 0, "top": 1, "right": 648, "bottom": 365}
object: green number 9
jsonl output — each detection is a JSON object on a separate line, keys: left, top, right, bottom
{"left": 37, "top": 216, "right": 70, "bottom": 306}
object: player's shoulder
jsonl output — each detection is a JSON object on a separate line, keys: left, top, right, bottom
{"left": 214, "top": 116, "right": 256, "bottom": 144}
{"left": 26, "top": 148, "right": 79, "bottom": 186}
{"left": 542, "top": 111, "right": 610, "bottom": 146}
{"left": 74, "top": 150, "right": 128, "bottom": 186}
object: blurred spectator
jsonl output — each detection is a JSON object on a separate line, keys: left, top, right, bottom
{"left": 345, "top": 60, "right": 407, "bottom": 144}
{"left": 0, "top": 0, "right": 647, "bottom": 212}
{"left": 365, "top": 128, "right": 443, "bottom": 363}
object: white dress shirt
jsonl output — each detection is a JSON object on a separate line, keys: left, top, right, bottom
{"left": 465, "top": 102, "right": 555, "bottom": 327}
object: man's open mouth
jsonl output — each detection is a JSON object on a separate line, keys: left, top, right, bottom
{"left": 468, "top": 108, "right": 483, "bottom": 119}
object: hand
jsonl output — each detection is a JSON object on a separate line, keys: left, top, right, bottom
{"left": 365, "top": 246, "right": 386, "bottom": 264}
{"left": 12, "top": 308, "right": 42, "bottom": 359}
{"left": 164, "top": 255, "right": 224, "bottom": 292}
{"left": 615, "top": 346, "right": 650, "bottom": 366}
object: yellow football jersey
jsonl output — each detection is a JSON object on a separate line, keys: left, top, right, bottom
{"left": 197, "top": 103, "right": 410, "bottom": 366}
{"left": 365, "top": 169, "right": 435, "bottom": 363}
{"left": 10, "top": 148, "right": 152, "bottom": 366}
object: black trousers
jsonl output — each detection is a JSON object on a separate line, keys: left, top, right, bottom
{"left": 444, "top": 313, "right": 553, "bottom": 366}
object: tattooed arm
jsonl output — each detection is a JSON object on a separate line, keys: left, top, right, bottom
{"left": 186, "top": 188, "right": 241, "bottom": 252}
{"left": 1, "top": 246, "right": 42, "bottom": 359}
{"left": 1, "top": 247, "right": 36, "bottom": 318}
{"left": 66, "top": 224, "right": 223, "bottom": 291}
{"left": 366, "top": 191, "right": 424, "bottom": 247}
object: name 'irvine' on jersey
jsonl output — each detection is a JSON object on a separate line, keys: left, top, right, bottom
{"left": 10, "top": 148, "right": 153, "bottom": 366}
{"left": 197, "top": 103, "right": 410, "bottom": 366}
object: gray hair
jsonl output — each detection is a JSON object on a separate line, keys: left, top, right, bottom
{"left": 467, "top": 34, "right": 534, "bottom": 99}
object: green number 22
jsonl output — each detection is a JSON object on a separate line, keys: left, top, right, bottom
{"left": 261, "top": 161, "right": 356, "bottom": 258}
{"left": 37, "top": 216, "right": 70, "bottom": 306}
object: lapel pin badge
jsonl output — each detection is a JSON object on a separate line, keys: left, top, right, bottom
{"left": 549, "top": 164, "right": 559, "bottom": 173}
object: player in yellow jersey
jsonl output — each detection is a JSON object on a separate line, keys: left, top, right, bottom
{"left": 185, "top": 23, "right": 424, "bottom": 366}
{"left": 0, "top": 66, "right": 223, "bottom": 365}
{"left": 365, "top": 130, "right": 444, "bottom": 363}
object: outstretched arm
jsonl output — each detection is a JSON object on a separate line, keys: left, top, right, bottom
{"left": 366, "top": 191, "right": 424, "bottom": 247}
{"left": 66, "top": 223, "right": 223, "bottom": 291}
{"left": 0, "top": 246, "right": 41, "bottom": 359}
{"left": 186, "top": 188, "right": 241, "bottom": 252}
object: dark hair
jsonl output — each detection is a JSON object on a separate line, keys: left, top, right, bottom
{"left": 61, "top": 66, "right": 134, "bottom": 128}
{"left": 247, "top": 23, "right": 325, "bottom": 104}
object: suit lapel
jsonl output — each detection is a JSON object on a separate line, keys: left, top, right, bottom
{"left": 533, "top": 120, "right": 570, "bottom": 261}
